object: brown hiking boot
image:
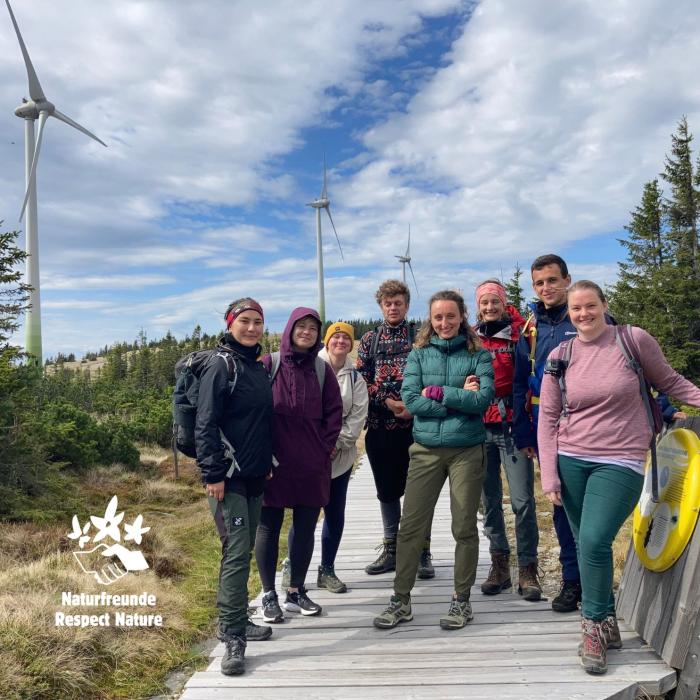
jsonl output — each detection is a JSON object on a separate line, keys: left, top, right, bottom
{"left": 518, "top": 563, "right": 542, "bottom": 602}
{"left": 579, "top": 615, "right": 622, "bottom": 655}
{"left": 581, "top": 618, "right": 607, "bottom": 674}
{"left": 480, "top": 553, "right": 511, "bottom": 595}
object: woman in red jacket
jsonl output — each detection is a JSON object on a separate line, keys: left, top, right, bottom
{"left": 474, "top": 280, "right": 541, "bottom": 601}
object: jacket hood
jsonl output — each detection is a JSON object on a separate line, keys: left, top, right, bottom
{"left": 318, "top": 346, "right": 355, "bottom": 374}
{"left": 280, "top": 307, "right": 323, "bottom": 359}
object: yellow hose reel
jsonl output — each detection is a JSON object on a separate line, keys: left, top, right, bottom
{"left": 633, "top": 428, "right": 700, "bottom": 572}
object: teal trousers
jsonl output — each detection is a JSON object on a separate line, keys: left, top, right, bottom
{"left": 558, "top": 455, "right": 643, "bottom": 620}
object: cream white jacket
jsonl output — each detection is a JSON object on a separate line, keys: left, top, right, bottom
{"left": 319, "top": 348, "right": 369, "bottom": 478}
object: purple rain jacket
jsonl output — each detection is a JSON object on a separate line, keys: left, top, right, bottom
{"left": 262, "top": 307, "right": 343, "bottom": 508}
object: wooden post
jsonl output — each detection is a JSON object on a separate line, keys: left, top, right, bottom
{"left": 675, "top": 605, "right": 700, "bottom": 699}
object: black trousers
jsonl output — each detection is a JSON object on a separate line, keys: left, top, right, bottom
{"left": 255, "top": 505, "right": 321, "bottom": 591}
{"left": 365, "top": 425, "right": 414, "bottom": 502}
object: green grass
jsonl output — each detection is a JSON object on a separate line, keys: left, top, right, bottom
{"left": 0, "top": 448, "right": 293, "bottom": 700}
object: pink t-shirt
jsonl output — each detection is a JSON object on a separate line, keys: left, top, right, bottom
{"left": 538, "top": 325, "right": 700, "bottom": 493}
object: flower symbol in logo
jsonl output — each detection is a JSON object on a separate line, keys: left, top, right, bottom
{"left": 67, "top": 496, "right": 150, "bottom": 585}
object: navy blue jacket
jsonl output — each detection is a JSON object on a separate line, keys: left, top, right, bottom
{"left": 512, "top": 302, "right": 578, "bottom": 450}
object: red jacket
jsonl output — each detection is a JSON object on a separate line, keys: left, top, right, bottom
{"left": 474, "top": 305, "right": 525, "bottom": 425}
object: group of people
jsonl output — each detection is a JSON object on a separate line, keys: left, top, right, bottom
{"left": 193, "top": 253, "right": 700, "bottom": 678}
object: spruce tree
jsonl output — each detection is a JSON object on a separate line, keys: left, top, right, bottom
{"left": 504, "top": 263, "right": 525, "bottom": 315}
{"left": 661, "top": 116, "right": 699, "bottom": 277}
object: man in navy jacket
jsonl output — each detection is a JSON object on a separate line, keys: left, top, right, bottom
{"left": 512, "top": 254, "right": 581, "bottom": 612}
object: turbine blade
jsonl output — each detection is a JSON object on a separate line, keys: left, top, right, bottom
{"left": 53, "top": 109, "right": 107, "bottom": 147}
{"left": 5, "top": 0, "right": 45, "bottom": 101}
{"left": 324, "top": 206, "right": 344, "bottom": 261}
{"left": 406, "top": 225, "right": 411, "bottom": 256}
{"left": 408, "top": 260, "right": 419, "bottom": 297}
{"left": 321, "top": 153, "right": 327, "bottom": 199}
{"left": 19, "top": 109, "right": 48, "bottom": 221}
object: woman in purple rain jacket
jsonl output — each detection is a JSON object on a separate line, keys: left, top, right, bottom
{"left": 255, "top": 307, "right": 343, "bottom": 622}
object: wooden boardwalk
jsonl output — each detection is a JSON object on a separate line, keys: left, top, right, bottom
{"left": 180, "top": 457, "right": 676, "bottom": 700}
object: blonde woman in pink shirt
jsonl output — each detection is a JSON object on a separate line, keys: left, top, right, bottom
{"left": 538, "top": 280, "right": 700, "bottom": 676}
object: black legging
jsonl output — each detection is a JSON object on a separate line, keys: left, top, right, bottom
{"left": 320, "top": 468, "right": 352, "bottom": 567}
{"left": 256, "top": 505, "right": 321, "bottom": 591}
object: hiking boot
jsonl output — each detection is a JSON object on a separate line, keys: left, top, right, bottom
{"left": 439, "top": 595, "right": 473, "bottom": 630}
{"left": 601, "top": 615, "right": 622, "bottom": 649}
{"left": 417, "top": 549, "right": 435, "bottom": 579}
{"left": 373, "top": 595, "right": 413, "bottom": 629}
{"left": 518, "top": 563, "right": 542, "bottom": 602}
{"left": 261, "top": 590, "right": 284, "bottom": 623}
{"left": 481, "top": 553, "right": 511, "bottom": 595}
{"left": 580, "top": 618, "right": 607, "bottom": 674}
{"left": 284, "top": 586, "right": 322, "bottom": 616}
{"left": 579, "top": 615, "right": 622, "bottom": 655}
{"left": 280, "top": 557, "right": 291, "bottom": 589}
{"left": 220, "top": 633, "right": 246, "bottom": 676}
{"left": 317, "top": 565, "right": 347, "bottom": 593}
{"left": 365, "top": 538, "right": 396, "bottom": 575}
{"left": 245, "top": 618, "right": 272, "bottom": 641}
{"left": 552, "top": 580, "right": 582, "bottom": 612}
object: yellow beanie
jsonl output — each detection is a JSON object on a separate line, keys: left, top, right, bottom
{"left": 324, "top": 321, "right": 355, "bottom": 346}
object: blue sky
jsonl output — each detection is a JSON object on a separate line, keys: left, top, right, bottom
{"left": 1, "top": 0, "right": 700, "bottom": 359}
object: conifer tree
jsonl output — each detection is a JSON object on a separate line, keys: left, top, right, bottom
{"left": 504, "top": 263, "right": 525, "bottom": 315}
{"left": 662, "top": 116, "right": 699, "bottom": 276}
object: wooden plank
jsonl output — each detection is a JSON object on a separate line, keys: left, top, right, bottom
{"left": 179, "top": 681, "right": 641, "bottom": 700}
{"left": 180, "top": 455, "right": 675, "bottom": 700}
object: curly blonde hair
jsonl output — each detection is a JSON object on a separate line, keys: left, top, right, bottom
{"left": 414, "top": 290, "right": 481, "bottom": 352}
{"left": 375, "top": 279, "right": 410, "bottom": 306}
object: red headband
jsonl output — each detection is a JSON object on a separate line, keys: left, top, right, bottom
{"left": 226, "top": 301, "right": 264, "bottom": 327}
{"left": 475, "top": 282, "right": 507, "bottom": 307}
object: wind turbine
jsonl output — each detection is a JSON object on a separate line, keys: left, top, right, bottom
{"left": 306, "top": 158, "right": 343, "bottom": 324}
{"left": 395, "top": 225, "right": 418, "bottom": 296}
{"left": 5, "top": 0, "right": 107, "bottom": 365}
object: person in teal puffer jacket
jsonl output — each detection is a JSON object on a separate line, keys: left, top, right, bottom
{"left": 373, "top": 289, "right": 495, "bottom": 631}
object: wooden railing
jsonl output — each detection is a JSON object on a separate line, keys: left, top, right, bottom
{"left": 617, "top": 416, "right": 700, "bottom": 700}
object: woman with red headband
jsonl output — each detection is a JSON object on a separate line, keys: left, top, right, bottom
{"left": 195, "top": 297, "right": 275, "bottom": 676}
{"left": 474, "top": 279, "right": 541, "bottom": 602}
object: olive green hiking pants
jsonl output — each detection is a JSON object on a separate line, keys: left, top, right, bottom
{"left": 394, "top": 442, "right": 486, "bottom": 598}
{"left": 209, "top": 491, "right": 263, "bottom": 636}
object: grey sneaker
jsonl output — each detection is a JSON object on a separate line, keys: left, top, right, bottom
{"left": 261, "top": 590, "right": 284, "bottom": 623}
{"left": 417, "top": 549, "right": 435, "bottom": 579}
{"left": 280, "top": 557, "right": 291, "bottom": 589}
{"left": 439, "top": 595, "right": 473, "bottom": 630}
{"left": 220, "top": 633, "right": 246, "bottom": 676}
{"left": 317, "top": 565, "right": 347, "bottom": 593}
{"left": 373, "top": 595, "right": 413, "bottom": 629}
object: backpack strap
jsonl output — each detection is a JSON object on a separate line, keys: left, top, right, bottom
{"left": 614, "top": 325, "right": 660, "bottom": 502}
{"left": 556, "top": 339, "right": 574, "bottom": 422}
{"left": 523, "top": 314, "right": 537, "bottom": 376}
{"left": 269, "top": 351, "right": 281, "bottom": 383}
{"left": 369, "top": 325, "right": 382, "bottom": 360}
{"left": 314, "top": 356, "right": 327, "bottom": 393}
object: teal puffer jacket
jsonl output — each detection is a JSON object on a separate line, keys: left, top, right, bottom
{"left": 401, "top": 334, "right": 495, "bottom": 448}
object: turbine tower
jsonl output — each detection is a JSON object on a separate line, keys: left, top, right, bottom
{"left": 395, "top": 225, "right": 418, "bottom": 295}
{"left": 5, "top": 0, "right": 107, "bottom": 365}
{"left": 306, "top": 158, "right": 343, "bottom": 324}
